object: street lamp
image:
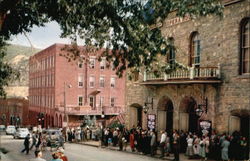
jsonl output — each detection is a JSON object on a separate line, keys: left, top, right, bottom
{"left": 196, "top": 97, "right": 208, "bottom": 117}
{"left": 143, "top": 97, "right": 154, "bottom": 114}
{"left": 63, "top": 82, "right": 72, "bottom": 128}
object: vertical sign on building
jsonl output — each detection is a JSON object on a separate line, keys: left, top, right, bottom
{"left": 147, "top": 114, "right": 156, "bottom": 131}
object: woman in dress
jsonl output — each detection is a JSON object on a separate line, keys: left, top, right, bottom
{"left": 186, "top": 134, "right": 194, "bottom": 158}
{"left": 221, "top": 136, "right": 230, "bottom": 161}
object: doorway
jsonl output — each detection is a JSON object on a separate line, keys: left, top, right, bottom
{"left": 157, "top": 96, "right": 174, "bottom": 133}
{"left": 166, "top": 101, "right": 173, "bottom": 133}
{"left": 129, "top": 103, "right": 143, "bottom": 128}
{"left": 179, "top": 96, "right": 198, "bottom": 133}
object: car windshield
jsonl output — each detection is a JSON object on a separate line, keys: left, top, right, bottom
{"left": 8, "top": 126, "right": 15, "bottom": 129}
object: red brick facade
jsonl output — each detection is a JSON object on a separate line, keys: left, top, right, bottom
{"left": 29, "top": 44, "right": 125, "bottom": 128}
{"left": 0, "top": 98, "right": 29, "bottom": 126}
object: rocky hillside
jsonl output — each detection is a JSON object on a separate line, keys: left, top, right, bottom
{"left": 4, "top": 44, "right": 41, "bottom": 98}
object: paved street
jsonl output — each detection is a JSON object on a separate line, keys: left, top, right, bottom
{"left": 0, "top": 135, "right": 164, "bottom": 161}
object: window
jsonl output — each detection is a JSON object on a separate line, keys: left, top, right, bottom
{"left": 240, "top": 18, "right": 250, "bottom": 74}
{"left": 78, "top": 61, "right": 83, "bottom": 68}
{"left": 100, "top": 96, "right": 104, "bottom": 107}
{"left": 78, "top": 96, "right": 83, "bottom": 106}
{"left": 110, "top": 97, "right": 115, "bottom": 107}
{"left": 168, "top": 37, "right": 175, "bottom": 68}
{"left": 89, "top": 76, "right": 95, "bottom": 87}
{"left": 89, "top": 96, "right": 94, "bottom": 107}
{"left": 78, "top": 74, "right": 83, "bottom": 87}
{"left": 190, "top": 32, "right": 201, "bottom": 67}
{"left": 100, "top": 57, "right": 106, "bottom": 70}
{"left": 110, "top": 77, "right": 115, "bottom": 88}
{"left": 100, "top": 76, "right": 105, "bottom": 87}
{"left": 89, "top": 58, "right": 95, "bottom": 69}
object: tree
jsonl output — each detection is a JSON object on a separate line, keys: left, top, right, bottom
{"left": 0, "top": 38, "right": 19, "bottom": 98}
{"left": 0, "top": 0, "right": 223, "bottom": 83}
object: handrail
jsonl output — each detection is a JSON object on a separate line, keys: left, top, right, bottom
{"left": 144, "top": 64, "right": 221, "bottom": 81}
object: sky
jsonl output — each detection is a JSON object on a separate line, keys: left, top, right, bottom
{"left": 9, "top": 21, "right": 71, "bottom": 49}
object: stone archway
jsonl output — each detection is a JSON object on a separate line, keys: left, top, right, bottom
{"left": 55, "top": 114, "right": 58, "bottom": 127}
{"left": 157, "top": 96, "right": 174, "bottom": 133}
{"left": 129, "top": 103, "right": 143, "bottom": 128}
{"left": 179, "top": 96, "right": 198, "bottom": 133}
{"left": 59, "top": 115, "right": 62, "bottom": 128}
{"left": 230, "top": 109, "right": 250, "bottom": 137}
{"left": 51, "top": 116, "right": 54, "bottom": 127}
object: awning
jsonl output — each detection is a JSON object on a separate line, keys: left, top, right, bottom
{"left": 89, "top": 90, "right": 101, "bottom": 96}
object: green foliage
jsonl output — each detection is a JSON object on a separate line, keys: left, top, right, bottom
{"left": 0, "top": 0, "right": 224, "bottom": 77}
{"left": 0, "top": 37, "right": 20, "bottom": 98}
{"left": 108, "top": 120, "right": 124, "bottom": 130}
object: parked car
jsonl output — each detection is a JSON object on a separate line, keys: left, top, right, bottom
{"left": 0, "top": 125, "right": 6, "bottom": 132}
{"left": 13, "top": 128, "right": 30, "bottom": 139}
{"left": 46, "top": 129, "right": 61, "bottom": 139}
{"left": 6, "top": 125, "right": 16, "bottom": 135}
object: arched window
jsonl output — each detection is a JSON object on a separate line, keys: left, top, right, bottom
{"left": 167, "top": 37, "right": 175, "bottom": 68}
{"left": 190, "top": 32, "right": 201, "bottom": 67}
{"left": 240, "top": 18, "right": 250, "bottom": 74}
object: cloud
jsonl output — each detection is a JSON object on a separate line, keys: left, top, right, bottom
{"left": 9, "top": 21, "right": 71, "bottom": 49}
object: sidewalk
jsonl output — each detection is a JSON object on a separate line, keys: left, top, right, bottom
{"left": 75, "top": 141, "right": 205, "bottom": 161}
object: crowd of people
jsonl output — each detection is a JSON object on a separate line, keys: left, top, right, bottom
{"left": 92, "top": 126, "right": 249, "bottom": 161}
{"left": 28, "top": 149, "right": 68, "bottom": 161}
{"left": 21, "top": 129, "right": 67, "bottom": 161}
{"left": 20, "top": 126, "right": 249, "bottom": 161}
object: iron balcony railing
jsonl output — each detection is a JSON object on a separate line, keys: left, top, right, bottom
{"left": 144, "top": 64, "right": 221, "bottom": 81}
{"left": 55, "top": 105, "right": 124, "bottom": 115}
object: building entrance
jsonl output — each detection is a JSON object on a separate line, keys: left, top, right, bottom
{"left": 157, "top": 96, "right": 174, "bottom": 133}
{"left": 179, "top": 96, "right": 198, "bottom": 133}
{"left": 129, "top": 103, "right": 143, "bottom": 128}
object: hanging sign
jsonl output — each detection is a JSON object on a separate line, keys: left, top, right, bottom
{"left": 199, "top": 120, "right": 212, "bottom": 136}
{"left": 147, "top": 114, "right": 156, "bottom": 130}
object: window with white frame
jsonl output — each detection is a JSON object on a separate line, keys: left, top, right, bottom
{"left": 89, "top": 76, "right": 95, "bottom": 87}
{"left": 99, "top": 76, "right": 105, "bottom": 87}
{"left": 100, "top": 57, "right": 106, "bottom": 70}
{"left": 78, "top": 74, "right": 83, "bottom": 87}
{"left": 89, "top": 96, "right": 94, "bottom": 107}
{"left": 78, "top": 96, "right": 83, "bottom": 106}
{"left": 89, "top": 58, "right": 95, "bottom": 69}
{"left": 110, "top": 97, "right": 115, "bottom": 107}
{"left": 110, "top": 77, "right": 115, "bottom": 88}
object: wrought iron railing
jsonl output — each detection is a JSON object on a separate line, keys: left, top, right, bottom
{"left": 144, "top": 64, "right": 221, "bottom": 81}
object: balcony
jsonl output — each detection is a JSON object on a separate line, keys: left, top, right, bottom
{"left": 141, "top": 64, "right": 222, "bottom": 85}
{"left": 55, "top": 105, "right": 124, "bottom": 116}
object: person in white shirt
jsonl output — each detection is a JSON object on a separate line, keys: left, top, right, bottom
{"left": 186, "top": 134, "right": 194, "bottom": 158}
{"left": 160, "top": 130, "right": 167, "bottom": 158}
{"left": 29, "top": 150, "right": 46, "bottom": 161}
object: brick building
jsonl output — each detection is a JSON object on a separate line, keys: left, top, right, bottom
{"left": 0, "top": 98, "right": 29, "bottom": 126}
{"left": 29, "top": 44, "right": 125, "bottom": 128}
{"left": 126, "top": 0, "right": 249, "bottom": 139}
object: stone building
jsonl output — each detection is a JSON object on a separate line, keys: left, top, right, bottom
{"left": 126, "top": 0, "right": 249, "bottom": 139}
{"left": 29, "top": 44, "right": 125, "bottom": 128}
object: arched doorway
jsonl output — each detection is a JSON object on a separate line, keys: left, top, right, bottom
{"left": 179, "top": 96, "right": 199, "bottom": 133}
{"left": 59, "top": 115, "right": 62, "bottom": 128}
{"left": 51, "top": 116, "right": 54, "bottom": 127}
{"left": 157, "top": 96, "right": 174, "bottom": 133}
{"left": 130, "top": 103, "right": 143, "bottom": 128}
{"left": 55, "top": 114, "right": 58, "bottom": 127}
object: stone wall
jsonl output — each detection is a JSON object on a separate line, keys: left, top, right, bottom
{"left": 125, "top": 0, "right": 250, "bottom": 134}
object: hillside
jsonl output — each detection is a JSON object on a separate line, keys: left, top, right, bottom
{"left": 4, "top": 44, "right": 41, "bottom": 98}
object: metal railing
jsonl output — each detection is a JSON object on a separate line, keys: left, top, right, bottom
{"left": 144, "top": 64, "right": 221, "bottom": 81}
{"left": 55, "top": 105, "right": 124, "bottom": 115}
